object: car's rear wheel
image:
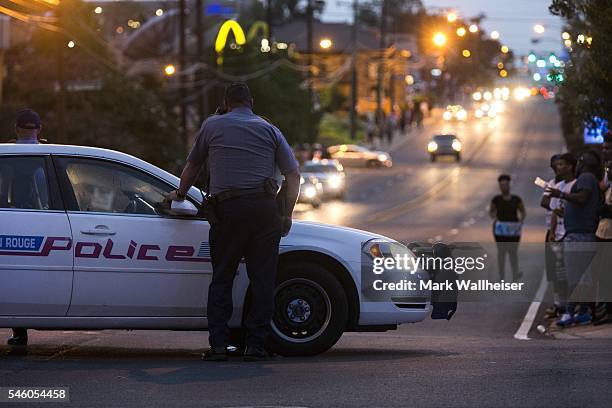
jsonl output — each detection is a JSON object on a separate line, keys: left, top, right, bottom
{"left": 430, "top": 154, "right": 436, "bottom": 162}
{"left": 268, "top": 262, "right": 348, "bottom": 356}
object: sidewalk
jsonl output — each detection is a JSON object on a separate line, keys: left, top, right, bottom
{"left": 546, "top": 320, "right": 612, "bottom": 339}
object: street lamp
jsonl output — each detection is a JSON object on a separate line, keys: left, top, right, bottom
{"left": 433, "top": 32, "right": 447, "bottom": 47}
{"left": 490, "top": 31, "right": 500, "bottom": 40}
{"left": 533, "top": 24, "right": 545, "bottom": 34}
{"left": 462, "top": 49, "right": 471, "bottom": 58}
{"left": 94, "top": 6, "right": 103, "bottom": 14}
{"left": 501, "top": 45, "right": 509, "bottom": 54}
{"left": 447, "top": 12, "right": 457, "bottom": 23}
{"left": 468, "top": 24, "right": 478, "bottom": 33}
{"left": 456, "top": 27, "right": 466, "bottom": 37}
{"left": 164, "top": 64, "right": 176, "bottom": 76}
{"left": 319, "top": 38, "right": 333, "bottom": 49}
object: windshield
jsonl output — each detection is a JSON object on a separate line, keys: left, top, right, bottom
{"left": 302, "top": 165, "right": 339, "bottom": 173}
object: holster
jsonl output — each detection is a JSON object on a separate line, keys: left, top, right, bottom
{"left": 198, "top": 195, "right": 219, "bottom": 225}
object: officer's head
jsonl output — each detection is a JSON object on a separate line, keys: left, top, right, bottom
{"left": 223, "top": 82, "right": 253, "bottom": 110}
{"left": 15, "top": 108, "right": 42, "bottom": 139}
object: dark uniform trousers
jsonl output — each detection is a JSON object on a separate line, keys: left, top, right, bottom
{"left": 207, "top": 193, "right": 282, "bottom": 348}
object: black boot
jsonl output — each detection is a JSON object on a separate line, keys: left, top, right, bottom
{"left": 243, "top": 345, "right": 269, "bottom": 362}
{"left": 201, "top": 346, "right": 228, "bottom": 361}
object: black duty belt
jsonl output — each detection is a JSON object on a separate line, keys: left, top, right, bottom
{"left": 214, "top": 187, "right": 272, "bottom": 203}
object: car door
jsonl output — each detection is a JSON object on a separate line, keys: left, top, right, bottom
{"left": 54, "top": 155, "right": 213, "bottom": 317}
{"left": 0, "top": 155, "right": 73, "bottom": 316}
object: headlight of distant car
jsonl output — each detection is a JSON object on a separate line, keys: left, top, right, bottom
{"left": 303, "top": 185, "right": 317, "bottom": 198}
{"left": 427, "top": 141, "right": 438, "bottom": 152}
{"left": 452, "top": 140, "right": 462, "bottom": 151}
{"left": 378, "top": 154, "right": 388, "bottom": 162}
{"left": 475, "top": 109, "right": 484, "bottom": 119}
{"left": 443, "top": 111, "right": 452, "bottom": 121}
{"left": 457, "top": 109, "right": 468, "bottom": 121}
{"left": 327, "top": 175, "right": 343, "bottom": 189}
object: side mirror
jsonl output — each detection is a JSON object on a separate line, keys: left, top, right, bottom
{"left": 169, "top": 200, "right": 199, "bottom": 216}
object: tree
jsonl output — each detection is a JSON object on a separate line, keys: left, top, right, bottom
{"left": 549, "top": 0, "right": 612, "bottom": 149}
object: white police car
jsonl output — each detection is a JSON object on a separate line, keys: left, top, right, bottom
{"left": 0, "top": 144, "right": 452, "bottom": 356}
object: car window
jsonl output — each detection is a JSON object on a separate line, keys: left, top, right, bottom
{"left": 58, "top": 157, "right": 173, "bottom": 216}
{"left": 0, "top": 156, "right": 50, "bottom": 210}
{"left": 434, "top": 135, "right": 456, "bottom": 142}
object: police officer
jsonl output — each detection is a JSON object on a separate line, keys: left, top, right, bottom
{"left": 167, "top": 83, "right": 300, "bottom": 361}
{"left": 7, "top": 109, "right": 45, "bottom": 346}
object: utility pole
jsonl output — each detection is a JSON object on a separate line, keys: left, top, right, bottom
{"left": 349, "top": 0, "right": 358, "bottom": 140}
{"left": 179, "top": 0, "right": 188, "bottom": 148}
{"left": 306, "top": 0, "right": 314, "bottom": 143}
{"left": 376, "top": 0, "right": 387, "bottom": 132}
{"left": 266, "top": 0, "right": 273, "bottom": 39}
{"left": 195, "top": 0, "right": 205, "bottom": 123}
{"left": 56, "top": 2, "right": 66, "bottom": 143}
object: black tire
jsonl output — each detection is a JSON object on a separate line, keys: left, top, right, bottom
{"left": 430, "top": 154, "right": 436, "bottom": 162}
{"left": 456, "top": 153, "right": 461, "bottom": 162}
{"left": 268, "top": 262, "right": 348, "bottom": 356}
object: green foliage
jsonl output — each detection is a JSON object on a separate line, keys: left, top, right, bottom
{"left": 317, "top": 113, "right": 365, "bottom": 146}
{"left": 550, "top": 0, "right": 612, "bottom": 134}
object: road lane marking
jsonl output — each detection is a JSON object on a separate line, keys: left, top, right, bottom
{"left": 514, "top": 271, "right": 548, "bottom": 340}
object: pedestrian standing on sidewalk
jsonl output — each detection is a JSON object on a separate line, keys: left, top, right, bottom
{"left": 593, "top": 132, "right": 612, "bottom": 325}
{"left": 547, "top": 151, "right": 603, "bottom": 328}
{"left": 541, "top": 154, "right": 563, "bottom": 317}
{"left": 489, "top": 174, "right": 527, "bottom": 281}
{"left": 546, "top": 153, "right": 577, "bottom": 319}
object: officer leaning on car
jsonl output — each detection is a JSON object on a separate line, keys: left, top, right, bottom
{"left": 6, "top": 109, "right": 46, "bottom": 347}
{"left": 166, "top": 82, "right": 301, "bottom": 361}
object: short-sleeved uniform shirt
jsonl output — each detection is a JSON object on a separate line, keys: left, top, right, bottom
{"left": 187, "top": 107, "right": 298, "bottom": 194}
{"left": 565, "top": 172, "right": 601, "bottom": 234}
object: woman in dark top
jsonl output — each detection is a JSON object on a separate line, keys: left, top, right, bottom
{"left": 489, "top": 174, "right": 527, "bottom": 281}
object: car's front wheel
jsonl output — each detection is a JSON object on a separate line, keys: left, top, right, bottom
{"left": 268, "top": 262, "right": 348, "bottom": 356}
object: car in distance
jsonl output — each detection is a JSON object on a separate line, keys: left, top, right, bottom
{"left": 0, "top": 143, "right": 455, "bottom": 356}
{"left": 327, "top": 144, "right": 392, "bottom": 168}
{"left": 427, "top": 134, "right": 462, "bottom": 162}
{"left": 297, "top": 174, "right": 323, "bottom": 208}
{"left": 443, "top": 105, "right": 468, "bottom": 121}
{"left": 300, "top": 159, "right": 346, "bottom": 200}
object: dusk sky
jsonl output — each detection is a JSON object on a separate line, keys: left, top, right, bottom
{"left": 324, "top": 0, "right": 564, "bottom": 56}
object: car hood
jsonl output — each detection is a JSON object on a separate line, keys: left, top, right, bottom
{"left": 280, "top": 220, "right": 391, "bottom": 263}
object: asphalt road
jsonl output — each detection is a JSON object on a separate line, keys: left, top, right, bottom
{"left": 2, "top": 100, "right": 611, "bottom": 407}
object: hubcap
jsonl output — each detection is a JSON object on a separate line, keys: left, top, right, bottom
{"left": 286, "top": 298, "right": 312, "bottom": 322}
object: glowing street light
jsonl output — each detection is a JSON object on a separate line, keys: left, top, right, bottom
{"left": 433, "top": 32, "right": 447, "bottom": 47}
{"left": 155, "top": 9, "right": 164, "bottom": 17}
{"left": 447, "top": 12, "right": 458, "bottom": 23}
{"left": 462, "top": 49, "right": 471, "bottom": 58}
{"left": 67, "top": 40, "right": 75, "bottom": 48}
{"left": 468, "top": 24, "right": 478, "bottom": 33}
{"left": 164, "top": 64, "right": 176, "bottom": 76}
{"left": 405, "top": 75, "right": 415, "bottom": 85}
{"left": 500, "top": 45, "right": 509, "bottom": 54}
{"left": 490, "top": 31, "right": 500, "bottom": 40}
{"left": 94, "top": 6, "right": 103, "bottom": 14}
{"left": 456, "top": 27, "right": 466, "bottom": 37}
{"left": 499, "top": 69, "right": 508, "bottom": 78}
{"left": 562, "top": 31, "right": 570, "bottom": 40}
{"left": 319, "top": 38, "right": 333, "bottom": 49}
{"left": 534, "top": 24, "right": 545, "bottom": 34}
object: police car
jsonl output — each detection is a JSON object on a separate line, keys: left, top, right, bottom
{"left": 0, "top": 144, "right": 453, "bottom": 356}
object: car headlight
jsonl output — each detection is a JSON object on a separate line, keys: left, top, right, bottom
{"left": 457, "top": 109, "right": 467, "bottom": 120}
{"left": 304, "top": 186, "right": 317, "bottom": 198}
{"left": 452, "top": 140, "right": 462, "bottom": 151}
{"left": 443, "top": 111, "right": 452, "bottom": 120}
{"left": 475, "top": 109, "right": 484, "bottom": 118}
{"left": 327, "top": 175, "right": 342, "bottom": 189}
{"left": 427, "top": 141, "right": 438, "bottom": 152}
{"left": 378, "top": 154, "right": 388, "bottom": 162}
